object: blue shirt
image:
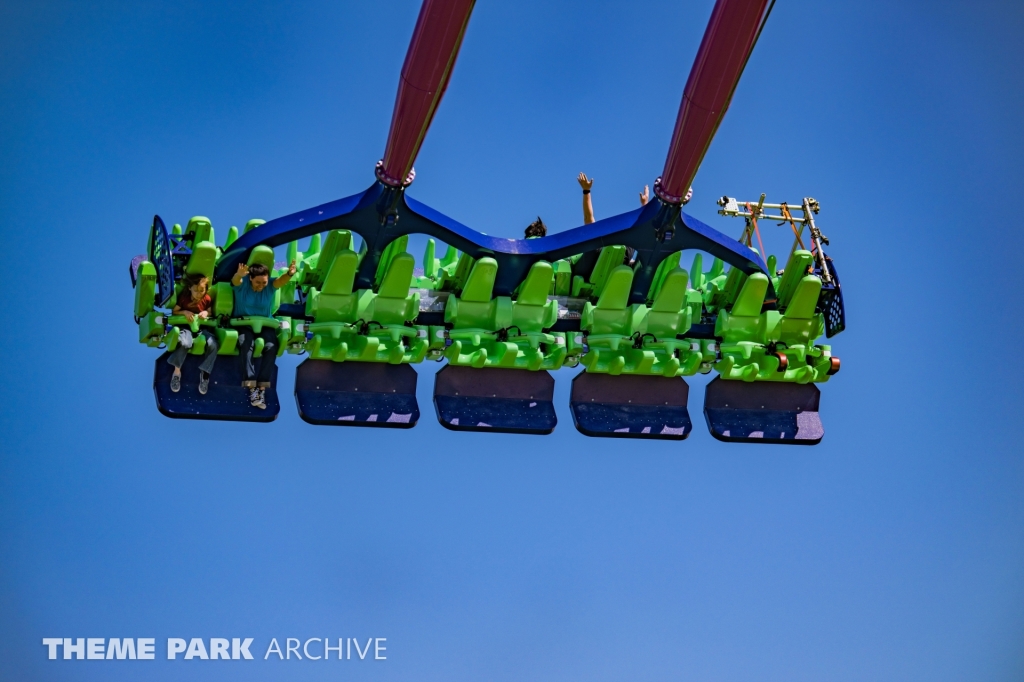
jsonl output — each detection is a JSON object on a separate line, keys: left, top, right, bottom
{"left": 232, "top": 276, "right": 276, "bottom": 317}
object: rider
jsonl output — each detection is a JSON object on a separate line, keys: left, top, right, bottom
{"left": 524, "top": 217, "right": 547, "bottom": 238}
{"left": 578, "top": 173, "right": 692, "bottom": 265}
{"left": 231, "top": 260, "right": 297, "bottom": 409}
{"left": 575, "top": 172, "right": 640, "bottom": 266}
{"left": 167, "top": 272, "right": 218, "bottom": 395}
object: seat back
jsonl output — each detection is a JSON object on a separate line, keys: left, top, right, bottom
{"left": 647, "top": 252, "right": 682, "bottom": 304}
{"left": 186, "top": 216, "right": 214, "bottom": 245}
{"left": 776, "top": 250, "right": 815, "bottom": 310}
{"left": 315, "top": 249, "right": 360, "bottom": 323}
{"left": 589, "top": 246, "right": 626, "bottom": 297}
{"left": 645, "top": 268, "right": 691, "bottom": 338}
{"left": 185, "top": 241, "right": 218, "bottom": 278}
{"left": 438, "top": 251, "right": 476, "bottom": 292}
{"left": 368, "top": 252, "right": 419, "bottom": 325}
{"left": 311, "top": 230, "right": 353, "bottom": 285}
{"left": 247, "top": 245, "right": 275, "bottom": 269}
{"left": 133, "top": 261, "right": 157, "bottom": 318}
{"left": 511, "top": 261, "right": 557, "bottom": 332}
{"left": 713, "top": 272, "right": 770, "bottom": 344}
{"left": 374, "top": 236, "right": 410, "bottom": 290}
{"left": 243, "top": 219, "right": 265, "bottom": 234}
{"left": 731, "top": 272, "right": 768, "bottom": 318}
{"left": 582, "top": 265, "right": 637, "bottom": 335}
{"left": 445, "top": 257, "right": 511, "bottom": 330}
{"left": 212, "top": 282, "right": 234, "bottom": 317}
{"left": 778, "top": 274, "right": 824, "bottom": 345}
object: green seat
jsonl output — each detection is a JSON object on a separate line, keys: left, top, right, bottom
{"left": 362, "top": 250, "right": 428, "bottom": 363}
{"left": 365, "top": 252, "right": 419, "bottom": 324}
{"left": 437, "top": 250, "right": 475, "bottom": 292}
{"left": 581, "top": 265, "right": 638, "bottom": 336}
{"left": 304, "top": 230, "right": 352, "bottom": 287}
{"left": 646, "top": 252, "right": 682, "bottom": 305}
{"left": 552, "top": 259, "right": 572, "bottom": 296}
{"left": 186, "top": 216, "right": 214, "bottom": 245}
{"left": 509, "top": 262, "right": 566, "bottom": 369}
{"left": 579, "top": 265, "right": 651, "bottom": 375}
{"left": 511, "top": 261, "right": 558, "bottom": 330}
{"left": 773, "top": 273, "right": 833, "bottom": 383}
{"left": 711, "top": 270, "right": 804, "bottom": 382}
{"left": 305, "top": 245, "right": 427, "bottom": 364}
{"left": 247, "top": 245, "right": 275, "bottom": 269}
{"left": 134, "top": 261, "right": 167, "bottom": 344}
{"left": 704, "top": 262, "right": 747, "bottom": 313}
{"left": 571, "top": 245, "right": 627, "bottom": 298}
{"left": 639, "top": 267, "right": 702, "bottom": 377}
{"left": 775, "top": 250, "right": 815, "bottom": 310}
{"left": 186, "top": 241, "right": 218, "bottom": 278}
{"left": 310, "top": 249, "right": 359, "bottom": 324}
{"left": 710, "top": 248, "right": 836, "bottom": 384}
{"left": 443, "top": 258, "right": 565, "bottom": 370}
{"left": 134, "top": 261, "right": 157, "bottom": 319}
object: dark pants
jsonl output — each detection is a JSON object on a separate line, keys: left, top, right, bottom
{"left": 238, "top": 327, "right": 279, "bottom": 388}
{"left": 167, "top": 329, "right": 219, "bottom": 374}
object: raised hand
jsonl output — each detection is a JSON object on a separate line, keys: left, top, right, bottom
{"left": 287, "top": 260, "right": 297, "bottom": 276}
{"left": 577, "top": 172, "right": 594, "bottom": 191}
{"left": 639, "top": 185, "right": 649, "bottom": 206}
{"left": 236, "top": 262, "right": 249, "bottom": 277}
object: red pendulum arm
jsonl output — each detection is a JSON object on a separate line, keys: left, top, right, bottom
{"left": 655, "top": 0, "right": 772, "bottom": 204}
{"left": 376, "top": 0, "right": 476, "bottom": 187}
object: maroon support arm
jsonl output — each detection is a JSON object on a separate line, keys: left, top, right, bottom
{"left": 376, "top": 0, "right": 476, "bottom": 187}
{"left": 656, "top": 0, "right": 771, "bottom": 204}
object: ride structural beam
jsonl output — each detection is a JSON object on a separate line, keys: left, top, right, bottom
{"left": 657, "top": 0, "right": 772, "bottom": 204}
{"left": 212, "top": 183, "right": 771, "bottom": 303}
{"left": 376, "top": 0, "right": 476, "bottom": 187}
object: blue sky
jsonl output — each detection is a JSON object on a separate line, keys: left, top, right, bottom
{"left": 1, "top": 1, "right": 1023, "bottom": 680}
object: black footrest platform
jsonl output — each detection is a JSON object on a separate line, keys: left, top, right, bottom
{"left": 433, "top": 365, "right": 556, "bottom": 435}
{"left": 153, "top": 353, "right": 279, "bottom": 422}
{"left": 703, "top": 377, "right": 823, "bottom": 445}
{"left": 294, "top": 360, "right": 419, "bottom": 427}
{"left": 569, "top": 372, "right": 691, "bottom": 439}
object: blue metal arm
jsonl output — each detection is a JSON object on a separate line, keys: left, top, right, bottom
{"left": 213, "top": 181, "right": 771, "bottom": 303}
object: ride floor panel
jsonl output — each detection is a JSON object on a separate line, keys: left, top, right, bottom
{"left": 703, "top": 377, "right": 823, "bottom": 445}
{"left": 294, "top": 360, "right": 419, "bottom": 428}
{"left": 153, "top": 353, "right": 279, "bottom": 422}
{"left": 433, "top": 365, "right": 556, "bottom": 435}
{"left": 569, "top": 372, "right": 692, "bottom": 440}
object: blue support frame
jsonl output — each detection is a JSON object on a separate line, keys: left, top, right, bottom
{"left": 213, "top": 181, "right": 773, "bottom": 304}
{"left": 150, "top": 215, "right": 176, "bottom": 308}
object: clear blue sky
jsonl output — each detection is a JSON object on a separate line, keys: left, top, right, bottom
{"left": 2, "top": 1, "right": 1023, "bottom": 680}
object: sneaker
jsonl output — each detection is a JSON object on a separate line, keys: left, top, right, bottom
{"left": 259, "top": 387, "right": 267, "bottom": 406}
{"left": 198, "top": 371, "right": 210, "bottom": 395}
{"left": 249, "top": 387, "right": 266, "bottom": 409}
{"left": 170, "top": 374, "right": 181, "bottom": 393}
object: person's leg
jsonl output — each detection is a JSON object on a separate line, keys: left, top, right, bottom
{"left": 237, "top": 330, "right": 264, "bottom": 408}
{"left": 255, "top": 327, "right": 279, "bottom": 389}
{"left": 166, "top": 330, "right": 193, "bottom": 392}
{"left": 237, "top": 330, "right": 257, "bottom": 387}
{"left": 198, "top": 330, "right": 219, "bottom": 375}
{"left": 197, "top": 330, "right": 219, "bottom": 394}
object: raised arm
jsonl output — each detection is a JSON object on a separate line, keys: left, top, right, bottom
{"left": 577, "top": 172, "right": 595, "bottom": 224}
{"left": 273, "top": 260, "right": 298, "bottom": 289}
{"left": 231, "top": 263, "right": 248, "bottom": 287}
